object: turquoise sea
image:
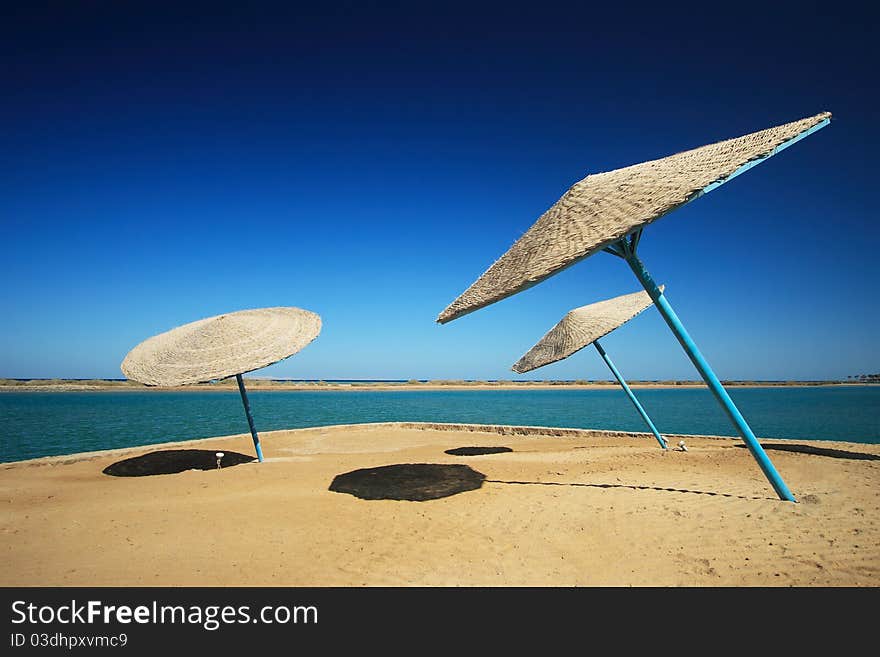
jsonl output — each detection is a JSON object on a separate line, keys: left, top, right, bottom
{"left": 1, "top": 386, "right": 878, "bottom": 463}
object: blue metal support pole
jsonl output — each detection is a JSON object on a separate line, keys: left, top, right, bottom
{"left": 236, "top": 373, "right": 264, "bottom": 462}
{"left": 593, "top": 339, "right": 668, "bottom": 449}
{"left": 616, "top": 237, "right": 795, "bottom": 501}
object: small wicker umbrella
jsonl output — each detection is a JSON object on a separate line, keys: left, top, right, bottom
{"left": 437, "top": 112, "right": 832, "bottom": 501}
{"left": 121, "top": 307, "right": 321, "bottom": 462}
{"left": 512, "top": 288, "right": 668, "bottom": 449}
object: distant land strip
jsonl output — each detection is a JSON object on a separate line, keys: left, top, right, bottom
{"left": 1, "top": 377, "right": 875, "bottom": 392}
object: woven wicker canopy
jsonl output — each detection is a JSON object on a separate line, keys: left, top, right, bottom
{"left": 512, "top": 288, "right": 660, "bottom": 373}
{"left": 121, "top": 307, "right": 321, "bottom": 387}
{"left": 438, "top": 111, "right": 831, "bottom": 323}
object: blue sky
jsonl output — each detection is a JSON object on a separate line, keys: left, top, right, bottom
{"left": 1, "top": 1, "right": 877, "bottom": 381}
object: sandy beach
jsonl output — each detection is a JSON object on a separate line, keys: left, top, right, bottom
{"left": 1, "top": 422, "right": 877, "bottom": 587}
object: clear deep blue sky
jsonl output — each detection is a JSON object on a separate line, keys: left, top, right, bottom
{"left": 1, "top": 1, "right": 877, "bottom": 381}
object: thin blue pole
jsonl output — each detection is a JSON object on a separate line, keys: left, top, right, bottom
{"left": 236, "top": 373, "right": 264, "bottom": 462}
{"left": 593, "top": 339, "right": 668, "bottom": 449}
{"left": 619, "top": 242, "right": 795, "bottom": 501}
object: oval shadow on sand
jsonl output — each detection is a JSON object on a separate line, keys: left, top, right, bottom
{"left": 445, "top": 446, "right": 513, "bottom": 456}
{"left": 735, "top": 443, "right": 880, "bottom": 461}
{"left": 329, "top": 463, "right": 486, "bottom": 501}
{"left": 103, "top": 449, "right": 255, "bottom": 477}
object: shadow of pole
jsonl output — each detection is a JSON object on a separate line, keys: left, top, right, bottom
{"left": 486, "top": 479, "right": 771, "bottom": 501}
{"left": 734, "top": 443, "right": 880, "bottom": 461}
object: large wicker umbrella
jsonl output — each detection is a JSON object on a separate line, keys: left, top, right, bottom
{"left": 121, "top": 306, "right": 321, "bottom": 462}
{"left": 513, "top": 288, "right": 667, "bottom": 448}
{"left": 438, "top": 111, "right": 832, "bottom": 501}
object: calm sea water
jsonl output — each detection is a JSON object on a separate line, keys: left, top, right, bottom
{"left": 1, "top": 386, "right": 878, "bottom": 463}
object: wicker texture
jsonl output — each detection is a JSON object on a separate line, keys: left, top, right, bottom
{"left": 438, "top": 111, "right": 830, "bottom": 323}
{"left": 512, "top": 288, "right": 660, "bottom": 373}
{"left": 121, "top": 307, "right": 321, "bottom": 387}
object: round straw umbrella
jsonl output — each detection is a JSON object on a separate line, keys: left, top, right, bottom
{"left": 121, "top": 306, "right": 321, "bottom": 462}
{"left": 438, "top": 111, "right": 832, "bottom": 501}
{"left": 512, "top": 288, "right": 668, "bottom": 449}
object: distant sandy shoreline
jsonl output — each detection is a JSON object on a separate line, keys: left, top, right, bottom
{"left": 0, "top": 379, "right": 871, "bottom": 393}
{"left": 1, "top": 421, "right": 877, "bottom": 586}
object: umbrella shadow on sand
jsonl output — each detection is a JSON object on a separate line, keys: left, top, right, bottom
{"left": 445, "top": 446, "right": 513, "bottom": 456}
{"left": 103, "top": 449, "right": 255, "bottom": 477}
{"left": 329, "top": 463, "right": 487, "bottom": 501}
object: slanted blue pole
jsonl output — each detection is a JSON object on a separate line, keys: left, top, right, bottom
{"left": 236, "top": 373, "right": 264, "bottom": 462}
{"left": 593, "top": 339, "right": 667, "bottom": 449}
{"left": 616, "top": 237, "right": 795, "bottom": 501}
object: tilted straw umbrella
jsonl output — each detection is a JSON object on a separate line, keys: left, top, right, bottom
{"left": 121, "top": 307, "right": 321, "bottom": 462}
{"left": 512, "top": 288, "right": 668, "bottom": 449}
{"left": 438, "top": 111, "right": 832, "bottom": 501}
